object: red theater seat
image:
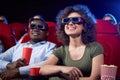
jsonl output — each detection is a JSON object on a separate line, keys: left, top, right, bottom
{"left": 9, "top": 22, "right": 27, "bottom": 41}
{"left": 19, "top": 21, "right": 62, "bottom": 47}
{"left": 0, "top": 23, "right": 16, "bottom": 50}
{"left": 96, "top": 19, "right": 120, "bottom": 77}
{"left": 46, "top": 21, "right": 62, "bottom": 47}
{"left": 22, "top": 23, "right": 29, "bottom": 32}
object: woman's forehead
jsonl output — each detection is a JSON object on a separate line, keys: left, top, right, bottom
{"left": 68, "top": 12, "right": 81, "bottom": 17}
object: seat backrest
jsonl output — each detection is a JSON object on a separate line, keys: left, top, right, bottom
{"left": 96, "top": 19, "right": 118, "bottom": 33}
{"left": 19, "top": 21, "right": 62, "bottom": 47}
{"left": 22, "top": 22, "right": 29, "bottom": 33}
{"left": 0, "top": 23, "right": 16, "bottom": 50}
{"left": 96, "top": 19, "right": 120, "bottom": 77}
{"left": 46, "top": 21, "right": 62, "bottom": 47}
{"left": 9, "top": 22, "right": 27, "bottom": 41}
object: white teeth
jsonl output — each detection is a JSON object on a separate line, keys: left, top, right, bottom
{"left": 32, "top": 33, "right": 39, "bottom": 35}
{"left": 69, "top": 27, "right": 76, "bottom": 31}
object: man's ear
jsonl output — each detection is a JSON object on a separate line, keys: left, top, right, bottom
{"left": 46, "top": 32, "right": 49, "bottom": 36}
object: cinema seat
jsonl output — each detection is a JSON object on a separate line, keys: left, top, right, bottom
{"left": 9, "top": 22, "right": 28, "bottom": 42}
{"left": 19, "top": 21, "right": 62, "bottom": 47}
{"left": 0, "top": 23, "right": 16, "bottom": 50}
{"left": 46, "top": 21, "right": 62, "bottom": 47}
{"left": 96, "top": 19, "right": 120, "bottom": 77}
{"left": 22, "top": 22, "right": 29, "bottom": 33}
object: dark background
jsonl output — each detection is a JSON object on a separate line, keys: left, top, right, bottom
{"left": 0, "top": 0, "right": 120, "bottom": 23}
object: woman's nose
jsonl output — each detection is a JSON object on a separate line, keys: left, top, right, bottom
{"left": 67, "top": 22, "right": 74, "bottom": 26}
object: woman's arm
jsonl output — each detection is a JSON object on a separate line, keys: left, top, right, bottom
{"left": 79, "top": 54, "right": 104, "bottom": 80}
{"left": 40, "top": 54, "right": 83, "bottom": 79}
{"left": 40, "top": 54, "right": 60, "bottom": 75}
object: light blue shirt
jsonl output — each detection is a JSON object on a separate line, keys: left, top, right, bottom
{"left": 0, "top": 40, "right": 4, "bottom": 54}
{"left": 0, "top": 41, "right": 56, "bottom": 75}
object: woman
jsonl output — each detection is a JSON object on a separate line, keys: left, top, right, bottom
{"left": 40, "top": 4, "right": 104, "bottom": 80}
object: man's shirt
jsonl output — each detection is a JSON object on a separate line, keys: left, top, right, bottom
{"left": 0, "top": 41, "right": 56, "bottom": 75}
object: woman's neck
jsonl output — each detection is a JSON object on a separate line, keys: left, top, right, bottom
{"left": 69, "top": 36, "right": 84, "bottom": 47}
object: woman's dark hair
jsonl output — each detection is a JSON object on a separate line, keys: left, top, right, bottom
{"left": 56, "top": 4, "right": 96, "bottom": 45}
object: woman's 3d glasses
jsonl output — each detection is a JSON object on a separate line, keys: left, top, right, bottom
{"left": 30, "top": 24, "right": 46, "bottom": 30}
{"left": 62, "top": 17, "right": 84, "bottom": 24}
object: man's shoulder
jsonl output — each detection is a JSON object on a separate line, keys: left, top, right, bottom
{"left": 46, "top": 41, "right": 56, "bottom": 46}
{"left": 14, "top": 42, "right": 27, "bottom": 48}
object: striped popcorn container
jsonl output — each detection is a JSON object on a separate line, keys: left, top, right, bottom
{"left": 100, "top": 65, "right": 117, "bottom": 80}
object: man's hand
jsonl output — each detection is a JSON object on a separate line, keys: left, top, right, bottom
{"left": 0, "top": 68, "right": 20, "bottom": 80}
{"left": 7, "top": 58, "right": 27, "bottom": 69}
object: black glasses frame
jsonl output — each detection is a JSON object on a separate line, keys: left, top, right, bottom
{"left": 30, "top": 24, "right": 46, "bottom": 30}
{"left": 62, "top": 17, "right": 84, "bottom": 24}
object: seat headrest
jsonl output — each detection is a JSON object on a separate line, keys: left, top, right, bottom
{"left": 96, "top": 19, "right": 118, "bottom": 34}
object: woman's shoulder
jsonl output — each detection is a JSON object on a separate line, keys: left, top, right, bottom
{"left": 53, "top": 45, "right": 68, "bottom": 53}
{"left": 89, "top": 41, "right": 103, "bottom": 47}
{"left": 88, "top": 42, "right": 104, "bottom": 58}
{"left": 88, "top": 41, "right": 104, "bottom": 51}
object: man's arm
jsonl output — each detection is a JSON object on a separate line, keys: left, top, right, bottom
{"left": 0, "top": 47, "right": 15, "bottom": 70}
{"left": 19, "top": 42, "right": 56, "bottom": 75}
{"left": 0, "top": 42, "right": 56, "bottom": 80}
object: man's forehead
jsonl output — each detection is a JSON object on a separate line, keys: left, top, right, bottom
{"left": 104, "top": 16, "right": 112, "bottom": 19}
{"left": 0, "top": 17, "right": 4, "bottom": 20}
{"left": 31, "top": 20, "right": 44, "bottom": 24}
{"left": 33, "top": 16, "right": 40, "bottom": 19}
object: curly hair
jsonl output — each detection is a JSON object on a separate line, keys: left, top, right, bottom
{"left": 56, "top": 4, "right": 96, "bottom": 45}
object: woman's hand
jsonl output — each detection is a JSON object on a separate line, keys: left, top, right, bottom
{"left": 61, "top": 66, "right": 83, "bottom": 80}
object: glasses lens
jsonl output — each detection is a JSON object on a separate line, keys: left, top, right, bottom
{"left": 62, "top": 17, "right": 84, "bottom": 24}
{"left": 62, "top": 18, "right": 70, "bottom": 24}
{"left": 37, "top": 25, "right": 45, "bottom": 29}
{"left": 30, "top": 24, "right": 45, "bottom": 30}
{"left": 30, "top": 24, "right": 36, "bottom": 29}
{"left": 0, "top": 20, "right": 4, "bottom": 22}
{"left": 72, "top": 17, "right": 79, "bottom": 23}
{"left": 72, "top": 17, "right": 84, "bottom": 24}
{"left": 108, "top": 20, "right": 114, "bottom": 23}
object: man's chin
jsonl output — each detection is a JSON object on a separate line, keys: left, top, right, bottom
{"left": 31, "top": 38, "right": 43, "bottom": 43}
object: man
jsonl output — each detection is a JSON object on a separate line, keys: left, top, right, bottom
{"left": 0, "top": 40, "right": 4, "bottom": 54}
{"left": 0, "top": 16, "right": 56, "bottom": 80}
{"left": 103, "top": 13, "right": 117, "bottom": 25}
{"left": 0, "top": 15, "right": 8, "bottom": 24}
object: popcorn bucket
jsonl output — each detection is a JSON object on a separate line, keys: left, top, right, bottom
{"left": 101, "top": 65, "right": 117, "bottom": 80}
